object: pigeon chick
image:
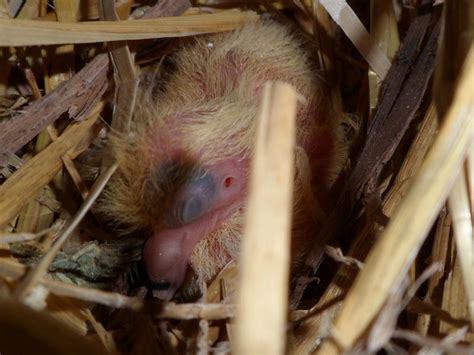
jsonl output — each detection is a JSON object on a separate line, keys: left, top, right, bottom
{"left": 98, "top": 19, "right": 348, "bottom": 300}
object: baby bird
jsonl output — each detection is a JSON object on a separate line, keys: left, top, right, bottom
{"left": 98, "top": 20, "right": 347, "bottom": 300}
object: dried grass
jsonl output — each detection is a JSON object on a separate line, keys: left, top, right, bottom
{"left": 0, "top": 0, "right": 472, "bottom": 354}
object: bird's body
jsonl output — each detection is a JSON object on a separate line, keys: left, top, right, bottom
{"left": 99, "top": 20, "right": 347, "bottom": 300}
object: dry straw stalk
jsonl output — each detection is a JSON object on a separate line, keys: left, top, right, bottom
{"left": 290, "top": 103, "right": 439, "bottom": 354}
{"left": 318, "top": 48, "right": 474, "bottom": 353}
{"left": 0, "top": 10, "right": 259, "bottom": 46}
{"left": 14, "top": 162, "right": 118, "bottom": 301}
{"left": 319, "top": 0, "right": 391, "bottom": 79}
{"left": 0, "top": 104, "right": 103, "bottom": 227}
{"left": 235, "top": 82, "right": 297, "bottom": 355}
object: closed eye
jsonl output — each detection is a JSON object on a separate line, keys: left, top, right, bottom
{"left": 169, "top": 169, "right": 217, "bottom": 226}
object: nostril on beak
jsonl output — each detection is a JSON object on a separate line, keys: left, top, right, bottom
{"left": 149, "top": 279, "right": 171, "bottom": 291}
{"left": 223, "top": 176, "right": 234, "bottom": 188}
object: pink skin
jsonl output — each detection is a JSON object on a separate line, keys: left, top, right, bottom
{"left": 142, "top": 117, "right": 336, "bottom": 300}
{"left": 143, "top": 158, "right": 248, "bottom": 300}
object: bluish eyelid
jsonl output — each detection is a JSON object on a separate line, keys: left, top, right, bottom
{"left": 180, "top": 197, "right": 203, "bottom": 224}
{"left": 190, "top": 171, "right": 216, "bottom": 197}
{"left": 173, "top": 170, "right": 217, "bottom": 225}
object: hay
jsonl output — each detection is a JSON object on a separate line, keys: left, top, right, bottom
{"left": 0, "top": 0, "right": 472, "bottom": 354}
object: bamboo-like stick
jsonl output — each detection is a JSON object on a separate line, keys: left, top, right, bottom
{"left": 0, "top": 10, "right": 259, "bottom": 46}
{"left": 234, "top": 82, "right": 297, "bottom": 355}
{"left": 317, "top": 49, "right": 474, "bottom": 353}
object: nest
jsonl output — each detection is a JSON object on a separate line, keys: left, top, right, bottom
{"left": 0, "top": 0, "right": 472, "bottom": 354}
